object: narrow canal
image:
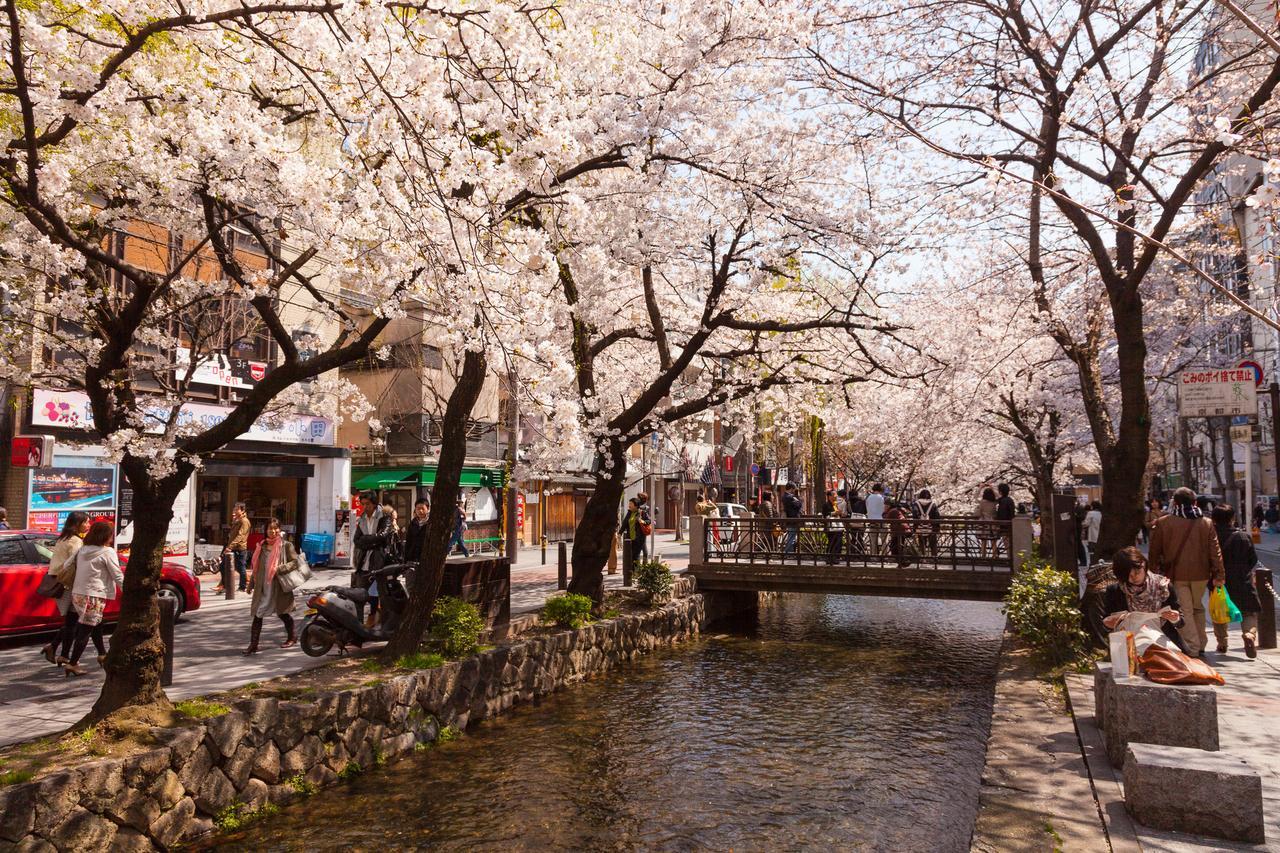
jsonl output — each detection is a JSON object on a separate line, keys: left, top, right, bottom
{"left": 213, "top": 594, "right": 1005, "bottom": 851}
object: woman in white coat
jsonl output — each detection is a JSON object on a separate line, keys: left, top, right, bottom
{"left": 40, "top": 511, "right": 94, "bottom": 667}
{"left": 65, "top": 521, "right": 123, "bottom": 676}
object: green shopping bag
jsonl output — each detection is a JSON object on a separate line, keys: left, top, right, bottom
{"left": 1209, "top": 585, "right": 1243, "bottom": 625}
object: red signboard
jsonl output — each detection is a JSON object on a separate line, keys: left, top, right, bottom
{"left": 516, "top": 492, "right": 525, "bottom": 529}
{"left": 723, "top": 456, "right": 734, "bottom": 472}
{"left": 10, "top": 436, "right": 53, "bottom": 468}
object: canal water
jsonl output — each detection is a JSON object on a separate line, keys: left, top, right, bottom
{"left": 213, "top": 594, "right": 1005, "bottom": 851}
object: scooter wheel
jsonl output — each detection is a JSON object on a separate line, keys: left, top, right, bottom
{"left": 300, "top": 621, "right": 336, "bottom": 657}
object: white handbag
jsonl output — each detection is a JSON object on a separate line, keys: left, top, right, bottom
{"left": 277, "top": 552, "right": 313, "bottom": 592}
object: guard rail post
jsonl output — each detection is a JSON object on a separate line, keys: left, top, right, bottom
{"left": 557, "top": 542, "right": 568, "bottom": 591}
{"left": 622, "top": 543, "right": 633, "bottom": 587}
{"left": 221, "top": 553, "right": 236, "bottom": 600}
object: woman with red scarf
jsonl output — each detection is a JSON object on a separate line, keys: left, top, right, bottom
{"left": 243, "top": 518, "right": 300, "bottom": 654}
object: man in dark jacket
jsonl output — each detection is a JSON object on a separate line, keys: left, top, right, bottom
{"left": 996, "top": 483, "right": 1016, "bottom": 557}
{"left": 405, "top": 499, "right": 429, "bottom": 564}
{"left": 781, "top": 483, "right": 802, "bottom": 553}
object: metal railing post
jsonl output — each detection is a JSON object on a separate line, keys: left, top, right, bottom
{"left": 557, "top": 542, "right": 567, "bottom": 590}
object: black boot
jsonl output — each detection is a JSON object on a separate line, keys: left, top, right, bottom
{"left": 65, "top": 622, "right": 94, "bottom": 676}
{"left": 280, "top": 613, "right": 297, "bottom": 648}
{"left": 243, "top": 617, "right": 263, "bottom": 655}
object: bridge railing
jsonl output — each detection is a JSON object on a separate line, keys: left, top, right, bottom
{"left": 694, "top": 515, "right": 1022, "bottom": 573}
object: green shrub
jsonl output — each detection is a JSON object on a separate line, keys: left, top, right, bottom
{"left": 1003, "top": 552, "right": 1090, "bottom": 666}
{"left": 338, "top": 761, "right": 363, "bottom": 780}
{"left": 633, "top": 558, "right": 674, "bottom": 604}
{"left": 283, "top": 773, "right": 317, "bottom": 796}
{"left": 541, "top": 593, "right": 594, "bottom": 629}
{"left": 429, "top": 597, "right": 485, "bottom": 659}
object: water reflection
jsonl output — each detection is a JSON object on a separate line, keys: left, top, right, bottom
{"left": 211, "top": 594, "right": 1004, "bottom": 852}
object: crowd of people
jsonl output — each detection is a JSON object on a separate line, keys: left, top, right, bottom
{"left": 690, "top": 481, "right": 1019, "bottom": 566}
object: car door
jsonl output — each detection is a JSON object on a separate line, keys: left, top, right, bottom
{"left": 0, "top": 535, "right": 61, "bottom": 635}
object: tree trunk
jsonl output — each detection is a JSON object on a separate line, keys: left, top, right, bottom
{"left": 1095, "top": 288, "right": 1150, "bottom": 557}
{"left": 382, "top": 348, "right": 487, "bottom": 661}
{"left": 85, "top": 471, "right": 185, "bottom": 721}
{"left": 566, "top": 439, "right": 627, "bottom": 604}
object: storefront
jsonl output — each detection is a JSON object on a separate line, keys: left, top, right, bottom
{"left": 351, "top": 463, "right": 507, "bottom": 551}
{"left": 12, "top": 388, "right": 351, "bottom": 568}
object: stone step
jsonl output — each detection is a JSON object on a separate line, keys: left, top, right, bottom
{"left": 1123, "top": 742, "right": 1265, "bottom": 844}
{"left": 1104, "top": 673, "right": 1218, "bottom": 768}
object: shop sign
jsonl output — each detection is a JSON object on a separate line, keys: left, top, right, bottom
{"left": 176, "top": 347, "right": 268, "bottom": 390}
{"left": 115, "top": 475, "right": 192, "bottom": 561}
{"left": 516, "top": 492, "right": 525, "bottom": 529}
{"left": 32, "top": 388, "right": 335, "bottom": 446}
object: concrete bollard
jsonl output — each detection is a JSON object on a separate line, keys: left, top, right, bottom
{"left": 158, "top": 594, "right": 177, "bottom": 687}
{"left": 221, "top": 554, "right": 236, "bottom": 600}
{"left": 541, "top": 535, "right": 547, "bottom": 566}
{"left": 557, "top": 542, "right": 567, "bottom": 590}
{"left": 622, "top": 544, "right": 633, "bottom": 587}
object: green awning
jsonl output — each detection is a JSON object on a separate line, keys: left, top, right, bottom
{"left": 352, "top": 465, "right": 507, "bottom": 491}
{"left": 351, "top": 468, "right": 419, "bottom": 490}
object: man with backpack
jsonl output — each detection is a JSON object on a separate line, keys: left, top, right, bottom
{"left": 635, "top": 491, "right": 654, "bottom": 559}
{"left": 781, "top": 483, "right": 803, "bottom": 554}
{"left": 911, "top": 488, "right": 942, "bottom": 557}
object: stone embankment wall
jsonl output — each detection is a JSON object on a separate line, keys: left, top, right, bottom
{"left": 0, "top": 594, "right": 706, "bottom": 852}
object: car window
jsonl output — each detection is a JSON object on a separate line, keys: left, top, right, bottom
{"left": 0, "top": 538, "right": 28, "bottom": 565}
{"left": 30, "top": 537, "right": 57, "bottom": 564}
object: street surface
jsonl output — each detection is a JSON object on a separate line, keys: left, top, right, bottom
{"left": 0, "top": 534, "right": 691, "bottom": 747}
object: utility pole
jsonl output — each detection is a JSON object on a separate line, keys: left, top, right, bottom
{"left": 1270, "top": 382, "right": 1280, "bottom": 492}
{"left": 505, "top": 373, "right": 519, "bottom": 563}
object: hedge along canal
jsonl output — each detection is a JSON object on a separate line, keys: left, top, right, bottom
{"left": 0, "top": 591, "right": 706, "bottom": 851}
{"left": 208, "top": 594, "right": 1006, "bottom": 852}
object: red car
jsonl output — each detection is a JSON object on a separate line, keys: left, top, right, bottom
{"left": 0, "top": 529, "right": 201, "bottom": 636}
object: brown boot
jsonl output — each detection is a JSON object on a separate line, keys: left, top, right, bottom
{"left": 1244, "top": 633, "right": 1257, "bottom": 659}
{"left": 243, "top": 617, "right": 263, "bottom": 655}
{"left": 280, "top": 613, "right": 297, "bottom": 648}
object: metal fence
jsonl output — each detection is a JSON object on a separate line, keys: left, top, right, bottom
{"left": 701, "top": 516, "right": 1017, "bottom": 573}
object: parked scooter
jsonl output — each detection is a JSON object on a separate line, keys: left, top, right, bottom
{"left": 298, "top": 562, "right": 413, "bottom": 657}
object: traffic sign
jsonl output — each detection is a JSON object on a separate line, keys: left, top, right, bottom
{"left": 1230, "top": 424, "right": 1252, "bottom": 443}
{"left": 1238, "top": 359, "right": 1265, "bottom": 387}
{"left": 1179, "top": 368, "right": 1259, "bottom": 417}
{"left": 750, "top": 463, "right": 760, "bottom": 475}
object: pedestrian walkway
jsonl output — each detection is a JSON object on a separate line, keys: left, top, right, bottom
{"left": 0, "top": 534, "right": 691, "bottom": 747}
{"left": 1067, "top": 647, "right": 1280, "bottom": 851}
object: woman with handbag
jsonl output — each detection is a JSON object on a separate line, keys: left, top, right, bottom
{"left": 65, "top": 521, "right": 123, "bottom": 676}
{"left": 39, "top": 511, "right": 92, "bottom": 668}
{"left": 243, "top": 518, "right": 300, "bottom": 654}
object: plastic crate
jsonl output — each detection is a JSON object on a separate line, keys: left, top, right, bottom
{"left": 300, "top": 533, "right": 333, "bottom": 567}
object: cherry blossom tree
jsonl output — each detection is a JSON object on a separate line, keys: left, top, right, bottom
{"left": 0, "top": 0, "right": 583, "bottom": 718}
{"left": 811, "top": 0, "right": 1280, "bottom": 555}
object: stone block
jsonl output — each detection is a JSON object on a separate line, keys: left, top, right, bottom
{"left": 204, "top": 710, "right": 250, "bottom": 760}
{"left": 1123, "top": 743, "right": 1265, "bottom": 844}
{"left": 194, "top": 766, "right": 237, "bottom": 816}
{"left": 1092, "top": 661, "right": 1111, "bottom": 729}
{"left": 46, "top": 805, "right": 117, "bottom": 851}
{"left": 1103, "top": 676, "right": 1218, "bottom": 767}
{"left": 149, "top": 797, "right": 195, "bottom": 849}
{"left": 157, "top": 725, "right": 205, "bottom": 770}
{"left": 32, "top": 771, "right": 80, "bottom": 837}
{"left": 304, "top": 763, "right": 336, "bottom": 790}
{"left": 105, "top": 784, "right": 161, "bottom": 834}
{"left": 147, "top": 769, "right": 185, "bottom": 811}
{"left": 239, "top": 777, "right": 270, "bottom": 811}
{"left": 251, "top": 739, "right": 282, "bottom": 784}
{"left": 0, "top": 781, "right": 36, "bottom": 842}
{"left": 222, "top": 742, "right": 257, "bottom": 790}
{"left": 177, "top": 743, "right": 214, "bottom": 792}
{"left": 234, "top": 697, "right": 279, "bottom": 741}
{"left": 75, "top": 757, "right": 125, "bottom": 813}
{"left": 14, "top": 837, "right": 55, "bottom": 853}
{"left": 112, "top": 826, "right": 153, "bottom": 852}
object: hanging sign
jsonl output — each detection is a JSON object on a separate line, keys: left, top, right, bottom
{"left": 1178, "top": 369, "right": 1258, "bottom": 417}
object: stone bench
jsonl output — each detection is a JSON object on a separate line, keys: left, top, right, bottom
{"left": 1093, "top": 661, "right": 1111, "bottom": 728}
{"left": 1103, "top": 675, "right": 1217, "bottom": 767}
{"left": 1124, "top": 743, "right": 1265, "bottom": 844}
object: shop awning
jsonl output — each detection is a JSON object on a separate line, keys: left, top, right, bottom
{"left": 352, "top": 465, "right": 507, "bottom": 491}
{"left": 351, "top": 468, "right": 420, "bottom": 490}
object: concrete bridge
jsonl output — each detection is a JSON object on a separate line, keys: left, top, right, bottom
{"left": 687, "top": 514, "right": 1033, "bottom": 602}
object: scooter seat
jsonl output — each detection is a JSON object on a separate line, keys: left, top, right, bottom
{"left": 337, "top": 587, "right": 370, "bottom": 604}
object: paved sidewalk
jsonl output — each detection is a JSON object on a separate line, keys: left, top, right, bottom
{"left": 0, "top": 534, "right": 690, "bottom": 747}
{"left": 1068, "top": 647, "right": 1280, "bottom": 851}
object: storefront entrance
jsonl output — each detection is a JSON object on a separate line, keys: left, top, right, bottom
{"left": 196, "top": 462, "right": 310, "bottom": 548}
